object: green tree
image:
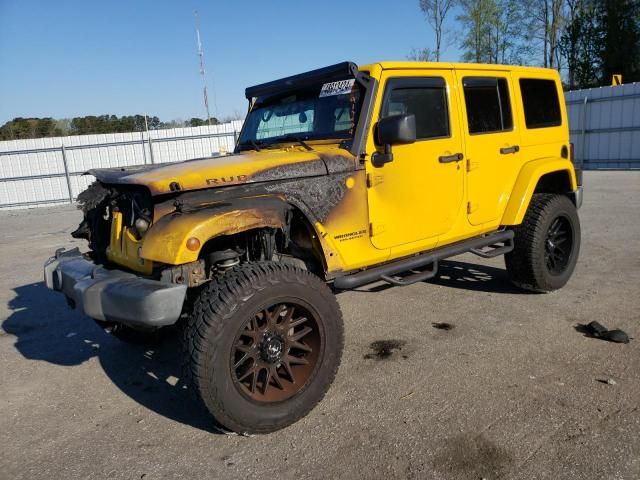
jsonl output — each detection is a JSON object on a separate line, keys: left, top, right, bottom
{"left": 457, "top": 0, "right": 497, "bottom": 63}
{"left": 1, "top": 113, "right": 227, "bottom": 140}
{"left": 597, "top": 0, "right": 640, "bottom": 83}
{"left": 55, "top": 118, "right": 72, "bottom": 136}
{"left": 560, "top": 0, "right": 602, "bottom": 88}
{"left": 559, "top": 0, "right": 639, "bottom": 88}
{"left": 145, "top": 115, "right": 162, "bottom": 130}
{"left": 0, "top": 117, "right": 58, "bottom": 140}
{"left": 187, "top": 117, "right": 207, "bottom": 127}
{"left": 0, "top": 117, "right": 30, "bottom": 140}
{"left": 160, "top": 119, "right": 185, "bottom": 129}
{"left": 35, "top": 117, "right": 56, "bottom": 137}
{"left": 488, "top": 0, "right": 536, "bottom": 64}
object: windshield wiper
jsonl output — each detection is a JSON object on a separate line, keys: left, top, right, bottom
{"left": 239, "top": 139, "right": 262, "bottom": 151}
{"left": 278, "top": 135, "right": 313, "bottom": 151}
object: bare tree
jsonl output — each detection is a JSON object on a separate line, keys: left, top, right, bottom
{"left": 529, "top": 0, "right": 566, "bottom": 68}
{"left": 419, "top": 0, "right": 457, "bottom": 61}
{"left": 407, "top": 47, "right": 437, "bottom": 61}
{"left": 221, "top": 110, "right": 245, "bottom": 123}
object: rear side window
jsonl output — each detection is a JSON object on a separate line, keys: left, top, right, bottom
{"left": 462, "top": 77, "right": 513, "bottom": 134}
{"left": 381, "top": 77, "right": 449, "bottom": 140}
{"left": 520, "top": 79, "right": 562, "bottom": 128}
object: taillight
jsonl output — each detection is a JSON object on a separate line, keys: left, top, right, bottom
{"left": 570, "top": 143, "right": 575, "bottom": 163}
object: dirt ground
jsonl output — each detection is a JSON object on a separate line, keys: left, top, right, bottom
{"left": 1, "top": 171, "right": 638, "bottom": 480}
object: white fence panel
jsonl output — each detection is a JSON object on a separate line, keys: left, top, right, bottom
{"left": 565, "top": 83, "right": 640, "bottom": 169}
{"left": 0, "top": 120, "right": 243, "bottom": 209}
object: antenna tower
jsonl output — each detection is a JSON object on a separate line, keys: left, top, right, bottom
{"left": 194, "top": 10, "right": 212, "bottom": 126}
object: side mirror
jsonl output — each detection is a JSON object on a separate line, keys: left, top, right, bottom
{"left": 372, "top": 114, "right": 416, "bottom": 167}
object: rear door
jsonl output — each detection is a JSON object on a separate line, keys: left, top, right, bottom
{"left": 366, "top": 69, "right": 465, "bottom": 250}
{"left": 457, "top": 72, "right": 522, "bottom": 226}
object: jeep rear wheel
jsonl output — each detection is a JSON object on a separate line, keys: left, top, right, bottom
{"left": 505, "top": 193, "right": 581, "bottom": 292}
{"left": 184, "top": 262, "right": 344, "bottom": 434}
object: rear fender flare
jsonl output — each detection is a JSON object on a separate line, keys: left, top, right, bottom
{"left": 501, "top": 157, "right": 578, "bottom": 226}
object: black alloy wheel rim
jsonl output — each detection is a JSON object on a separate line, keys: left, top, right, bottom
{"left": 544, "top": 215, "right": 573, "bottom": 275}
{"left": 231, "top": 301, "right": 321, "bottom": 403}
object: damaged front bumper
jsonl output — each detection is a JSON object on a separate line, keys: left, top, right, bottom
{"left": 44, "top": 248, "right": 187, "bottom": 328}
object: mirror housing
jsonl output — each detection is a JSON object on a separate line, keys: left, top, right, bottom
{"left": 376, "top": 114, "right": 417, "bottom": 146}
{"left": 371, "top": 114, "right": 416, "bottom": 167}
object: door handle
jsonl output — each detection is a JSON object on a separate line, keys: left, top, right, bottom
{"left": 500, "top": 145, "right": 520, "bottom": 154}
{"left": 439, "top": 152, "right": 464, "bottom": 163}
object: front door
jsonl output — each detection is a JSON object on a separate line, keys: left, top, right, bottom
{"left": 366, "top": 70, "right": 464, "bottom": 250}
{"left": 456, "top": 72, "right": 522, "bottom": 226}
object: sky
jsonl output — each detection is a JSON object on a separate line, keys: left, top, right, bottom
{"left": 0, "top": 0, "right": 462, "bottom": 125}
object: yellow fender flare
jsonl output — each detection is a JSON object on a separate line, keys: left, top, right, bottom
{"left": 501, "top": 157, "right": 578, "bottom": 226}
{"left": 141, "top": 197, "right": 289, "bottom": 265}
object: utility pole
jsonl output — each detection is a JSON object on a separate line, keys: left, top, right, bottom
{"left": 144, "top": 113, "right": 155, "bottom": 164}
{"left": 194, "top": 10, "right": 212, "bottom": 126}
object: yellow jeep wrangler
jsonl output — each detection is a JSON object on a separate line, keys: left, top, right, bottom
{"left": 44, "top": 61, "right": 582, "bottom": 433}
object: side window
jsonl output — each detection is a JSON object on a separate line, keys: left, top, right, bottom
{"left": 519, "top": 79, "right": 562, "bottom": 128}
{"left": 462, "top": 77, "right": 513, "bottom": 134}
{"left": 381, "top": 78, "right": 449, "bottom": 140}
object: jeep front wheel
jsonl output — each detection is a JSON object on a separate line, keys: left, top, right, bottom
{"left": 505, "top": 193, "right": 581, "bottom": 292}
{"left": 184, "top": 262, "right": 344, "bottom": 434}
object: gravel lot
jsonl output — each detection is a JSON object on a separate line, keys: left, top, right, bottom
{"left": 1, "top": 171, "right": 639, "bottom": 480}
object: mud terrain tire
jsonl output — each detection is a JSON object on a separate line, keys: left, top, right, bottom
{"left": 505, "top": 193, "right": 580, "bottom": 292}
{"left": 184, "top": 262, "right": 344, "bottom": 434}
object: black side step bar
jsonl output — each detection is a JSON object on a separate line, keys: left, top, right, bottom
{"left": 470, "top": 239, "right": 514, "bottom": 258}
{"left": 380, "top": 261, "right": 439, "bottom": 286}
{"left": 333, "top": 230, "right": 514, "bottom": 290}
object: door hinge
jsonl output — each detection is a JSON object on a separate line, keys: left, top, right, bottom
{"left": 366, "top": 173, "right": 384, "bottom": 188}
{"left": 467, "top": 202, "right": 479, "bottom": 214}
{"left": 467, "top": 158, "right": 479, "bottom": 172}
{"left": 370, "top": 223, "right": 385, "bottom": 236}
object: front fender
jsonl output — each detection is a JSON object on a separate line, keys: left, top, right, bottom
{"left": 141, "top": 196, "right": 290, "bottom": 265}
{"left": 501, "top": 157, "right": 578, "bottom": 226}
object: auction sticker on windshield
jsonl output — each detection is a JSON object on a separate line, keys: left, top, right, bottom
{"left": 319, "top": 79, "right": 355, "bottom": 97}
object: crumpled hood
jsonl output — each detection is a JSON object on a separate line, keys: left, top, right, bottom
{"left": 88, "top": 147, "right": 355, "bottom": 195}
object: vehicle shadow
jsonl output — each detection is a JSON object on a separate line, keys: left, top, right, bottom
{"left": 2, "top": 281, "right": 219, "bottom": 434}
{"left": 428, "top": 260, "right": 524, "bottom": 293}
{"left": 353, "top": 260, "right": 525, "bottom": 294}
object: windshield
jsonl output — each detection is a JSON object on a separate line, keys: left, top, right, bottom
{"left": 238, "top": 77, "right": 365, "bottom": 150}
